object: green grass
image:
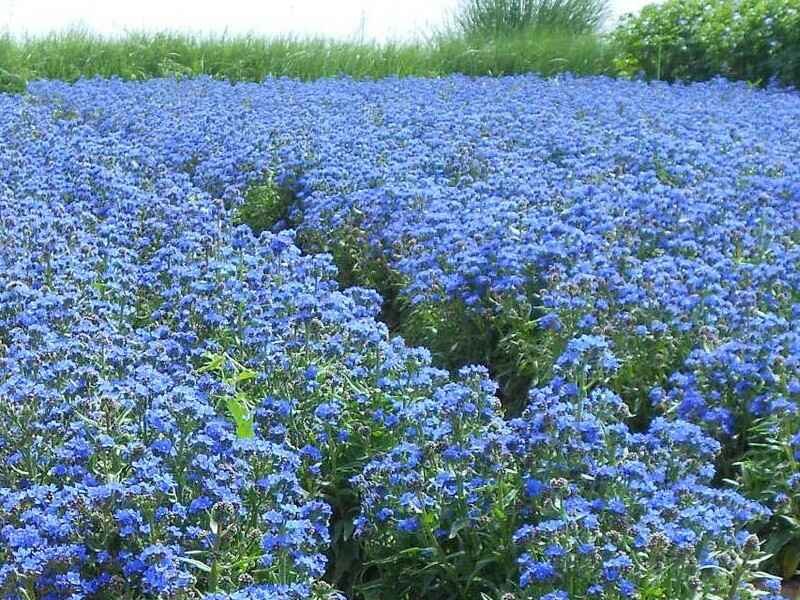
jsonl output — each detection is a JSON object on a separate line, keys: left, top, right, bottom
{"left": 0, "top": 28, "right": 615, "bottom": 92}
{"left": 456, "top": 0, "right": 609, "bottom": 37}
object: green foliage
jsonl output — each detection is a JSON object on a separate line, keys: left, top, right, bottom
{"left": 307, "top": 220, "right": 693, "bottom": 420}
{"left": 235, "top": 173, "right": 293, "bottom": 235}
{"left": 613, "top": 0, "right": 800, "bottom": 86}
{"left": 738, "top": 413, "right": 800, "bottom": 579}
{"left": 0, "top": 28, "right": 614, "bottom": 94}
{"left": 354, "top": 505, "right": 519, "bottom": 600}
{"left": 436, "top": 27, "right": 613, "bottom": 76}
{"left": 401, "top": 296, "right": 540, "bottom": 413}
{"left": 455, "top": 0, "right": 609, "bottom": 37}
{"left": 199, "top": 352, "right": 257, "bottom": 439}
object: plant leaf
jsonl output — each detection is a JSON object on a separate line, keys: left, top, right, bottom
{"left": 227, "top": 395, "right": 255, "bottom": 439}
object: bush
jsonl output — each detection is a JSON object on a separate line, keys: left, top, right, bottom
{"left": 613, "top": 0, "right": 800, "bottom": 86}
{"left": 455, "top": 0, "right": 609, "bottom": 36}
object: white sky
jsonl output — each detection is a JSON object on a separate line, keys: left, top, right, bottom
{"left": 0, "top": 0, "right": 651, "bottom": 41}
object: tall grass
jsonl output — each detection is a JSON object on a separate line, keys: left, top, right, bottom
{"left": 454, "top": 0, "right": 609, "bottom": 37}
{"left": 0, "top": 28, "right": 614, "bottom": 92}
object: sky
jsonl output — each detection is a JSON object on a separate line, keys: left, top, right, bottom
{"left": 0, "top": 0, "right": 652, "bottom": 40}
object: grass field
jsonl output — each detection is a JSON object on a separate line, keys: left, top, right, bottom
{"left": 0, "top": 29, "right": 614, "bottom": 92}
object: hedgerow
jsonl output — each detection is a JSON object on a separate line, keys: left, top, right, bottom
{"left": 613, "top": 0, "right": 800, "bottom": 86}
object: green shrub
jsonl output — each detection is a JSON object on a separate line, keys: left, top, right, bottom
{"left": 613, "top": 0, "right": 800, "bottom": 86}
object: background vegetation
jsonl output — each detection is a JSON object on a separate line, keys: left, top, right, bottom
{"left": 455, "top": 0, "right": 608, "bottom": 36}
{"left": 613, "top": 0, "right": 800, "bottom": 85}
{"left": 2, "top": 0, "right": 799, "bottom": 93}
{"left": 0, "top": 27, "right": 612, "bottom": 93}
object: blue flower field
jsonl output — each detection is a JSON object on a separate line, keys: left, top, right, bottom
{"left": 1, "top": 75, "right": 799, "bottom": 599}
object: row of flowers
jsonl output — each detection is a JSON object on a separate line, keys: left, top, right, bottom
{"left": 285, "top": 75, "right": 800, "bottom": 578}
{"left": 0, "top": 75, "right": 796, "bottom": 598}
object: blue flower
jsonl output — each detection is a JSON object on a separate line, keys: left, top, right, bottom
{"left": 397, "top": 517, "right": 419, "bottom": 533}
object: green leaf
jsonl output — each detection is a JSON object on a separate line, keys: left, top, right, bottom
{"left": 448, "top": 517, "right": 469, "bottom": 540}
{"left": 343, "top": 518, "right": 355, "bottom": 541}
{"left": 781, "top": 542, "right": 800, "bottom": 580}
{"left": 198, "top": 352, "right": 226, "bottom": 374}
{"left": 763, "top": 527, "right": 795, "bottom": 556}
{"left": 176, "top": 557, "right": 212, "bottom": 573}
{"left": 781, "top": 514, "right": 800, "bottom": 529}
{"left": 233, "top": 368, "right": 258, "bottom": 384}
{"left": 226, "top": 395, "right": 255, "bottom": 439}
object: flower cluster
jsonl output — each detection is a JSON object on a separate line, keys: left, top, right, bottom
{"left": 0, "top": 86, "right": 338, "bottom": 596}
{"left": 277, "top": 74, "right": 800, "bottom": 562}
{"left": 0, "top": 74, "right": 796, "bottom": 598}
{"left": 352, "top": 345, "right": 780, "bottom": 599}
{"left": 509, "top": 380, "right": 773, "bottom": 599}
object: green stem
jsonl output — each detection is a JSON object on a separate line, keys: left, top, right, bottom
{"left": 209, "top": 524, "right": 223, "bottom": 592}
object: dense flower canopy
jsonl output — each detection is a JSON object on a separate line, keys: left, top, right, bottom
{"left": 0, "top": 74, "right": 798, "bottom": 599}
